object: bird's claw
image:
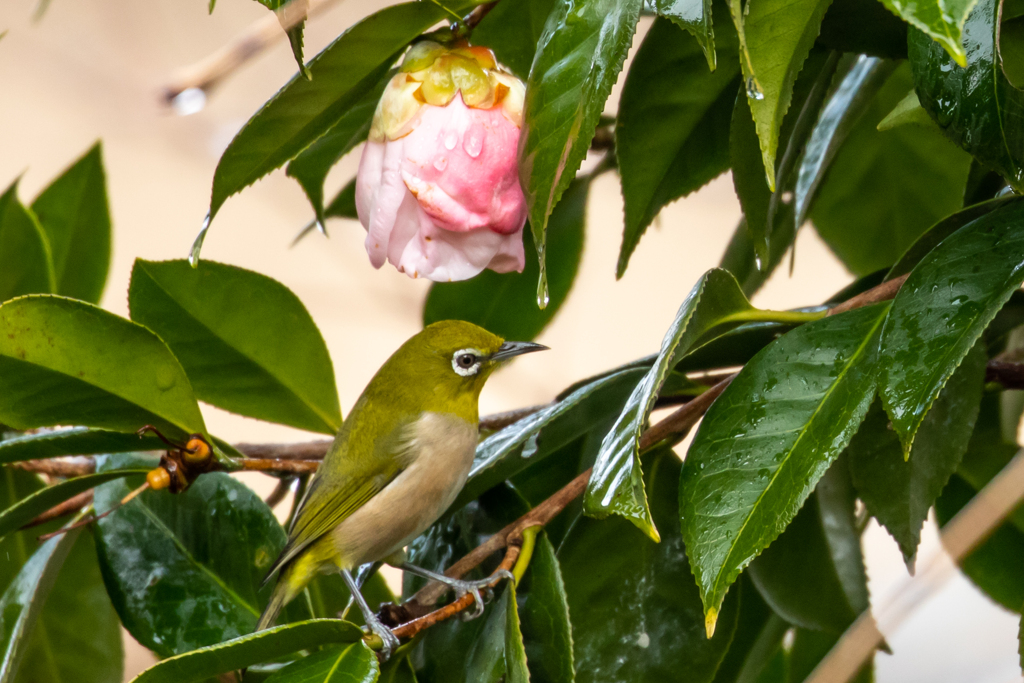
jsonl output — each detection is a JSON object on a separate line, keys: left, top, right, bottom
{"left": 365, "top": 617, "right": 400, "bottom": 661}
{"left": 454, "top": 569, "right": 516, "bottom": 621}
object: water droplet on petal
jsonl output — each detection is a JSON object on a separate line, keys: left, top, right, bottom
{"left": 464, "top": 126, "right": 484, "bottom": 158}
{"left": 444, "top": 131, "right": 458, "bottom": 150}
{"left": 434, "top": 156, "right": 448, "bottom": 171}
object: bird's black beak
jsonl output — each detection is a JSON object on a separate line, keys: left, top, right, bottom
{"left": 490, "top": 341, "right": 549, "bottom": 361}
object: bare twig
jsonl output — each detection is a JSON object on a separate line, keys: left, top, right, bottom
{"left": 20, "top": 490, "right": 93, "bottom": 530}
{"left": 264, "top": 477, "right": 294, "bottom": 508}
{"left": 236, "top": 458, "right": 320, "bottom": 474}
{"left": 639, "top": 377, "right": 733, "bottom": 450}
{"left": 234, "top": 441, "right": 332, "bottom": 460}
{"left": 12, "top": 458, "right": 94, "bottom": 478}
{"left": 478, "top": 405, "right": 548, "bottom": 432}
{"left": 826, "top": 274, "right": 908, "bottom": 317}
{"left": 806, "top": 447, "right": 1024, "bottom": 683}
{"left": 462, "top": 1, "right": 497, "bottom": 29}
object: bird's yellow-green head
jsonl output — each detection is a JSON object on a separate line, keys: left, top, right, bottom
{"left": 367, "top": 320, "right": 547, "bottom": 421}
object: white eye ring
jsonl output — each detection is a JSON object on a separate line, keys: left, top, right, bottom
{"left": 452, "top": 348, "right": 483, "bottom": 377}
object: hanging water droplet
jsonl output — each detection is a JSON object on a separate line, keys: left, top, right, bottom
{"left": 171, "top": 87, "right": 207, "bottom": 116}
{"left": 189, "top": 214, "right": 211, "bottom": 268}
{"left": 753, "top": 253, "right": 763, "bottom": 271}
{"left": 536, "top": 271, "right": 549, "bottom": 309}
{"left": 444, "top": 131, "right": 458, "bottom": 150}
{"left": 316, "top": 220, "right": 328, "bottom": 237}
{"left": 433, "top": 156, "right": 448, "bottom": 171}
{"left": 464, "top": 127, "right": 484, "bottom": 158}
{"left": 745, "top": 76, "right": 764, "bottom": 100}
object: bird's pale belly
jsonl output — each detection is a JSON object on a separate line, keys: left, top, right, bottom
{"left": 330, "top": 412, "right": 478, "bottom": 568}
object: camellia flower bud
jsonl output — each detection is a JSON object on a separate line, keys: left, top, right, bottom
{"left": 355, "top": 40, "right": 527, "bottom": 281}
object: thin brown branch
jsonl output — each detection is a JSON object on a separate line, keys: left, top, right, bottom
{"left": 264, "top": 477, "right": 294, "bottom": 508}
{"left": 11, "top": 458, "right": 95, "bottom": 478}
{"left": 826, "top": 274, "right": 908, "bottom": 317}
{"left": 462, "top": 1, "right": 497, "bottom": 29}
{"left": 20, "top": 490, "right": 93, "bottom": 530}
{"left": 478, "top": 404, "right": 548, "bottom": 432}
{"left": 640, "top": 377, "right": 733, "bottom": 450}
{"left": 234, "top": 441, "right": 332, "bottom": 460}
{"left": 161, "top": 0, "right": 340, "bottom": 103}
{"left": 236, "top": 458, "right": 320, "bottom": 474}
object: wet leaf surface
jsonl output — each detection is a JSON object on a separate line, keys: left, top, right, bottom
{"left": 681, "top": 304, "right": 888, "bottom": 621}
{"left": 262, "top": 641, "right": 378, "bottom": 683}
{"left": 587, "top": 268, "right": 754, "bottom": 540}
{"left": 879, "top": 198, "right": 1024, "bottom": 452}
{"left": 653, "top": 0, "right": 716, "bottom": 68}
{"left": 0, "top": 296, "right": 205, "bottom": 440}
{"left": 129, "top": 259, "right": 341, "bottom": 434}
{"left": 882, "top": 0, "right": 974, "bottom": 65}
{"left": 519, "top": 532, "right": 574, "bottom": 683}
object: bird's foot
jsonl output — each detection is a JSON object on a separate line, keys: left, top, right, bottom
{"left": 364, "top": 613, "right": 400, "bottom": 661}
{"left": 451, "top": 569, "right": 515, "bottom": 621}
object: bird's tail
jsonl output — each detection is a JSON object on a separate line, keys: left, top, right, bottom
{"left": 256, "top": 563, "right": 303, "bottom": 632}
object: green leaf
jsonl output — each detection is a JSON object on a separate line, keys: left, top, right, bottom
{"left": 30, "top": 143, "right": 111, "bottom": 304}
{"left": 0, "top": 182, "right": 54, "bottom": 302}
{"left": 681, "top": 303, "right": 888, "bottom": 623}
{"left": 94, "top": 456, "right": 295, "bottom": 656}
{"left": 562, "top": 451, "right": 738, "bottom": 681}
{"left": 14, "top": 531, "right": 123, "bottom": 683}
{"left": 471, "top": 0, "right": 556, "bottom": 79}
{"left": 424, "top": 178, "right": 587, "bottom": 341}
{"left": 129, "top": 619, "right": 364, "bottom": 683}
{"left": 285, "top": 78, "right": 385, "bottom": 224}
{"left": 0, "top": 468, "right": 48, "bottom": 592}
{"left": 885, "top": 196, "right": 1024, "bottom": 281}
{"left": 879, "top": 199, "right": 1024, "bottom": 453}
{"left": 0, "top": 469, "right": 148, "bottom": 541}
{"left": 816, "top": 0, "right": 908, "bottom": 59}
{"left": 810, "top": 63, "right": 972, "bottom": 276}
{"left": 0, "top": 428, "right": 166, "bottom": 465}
{"left": 0, "top": 296, "right": 206, "bottom": 440}
{"left": 615, "top": 17, "right": 739, "bottom": 276}
{"left": 654, "top": 0, "right": 716, "bottom": 69}
{"left": 379, "top": 655, "right": 418, "bottom": 683}
{"left": 262, "top": 642, "right": 378, "bottom": 683}
{"left": 460, "top": 366, "right": 644, "bottom": 509}
{"left": 128, "top": 259, "right": 340, "bottom": 434}
{"left": 0, "top": 526, "right": 80, "bottom": 683}
{"left": 520, "top": 533, "right": 574, "bottom": 683}
{"left": 748, "top": 458, "right": 869, "bottom": 634}
{"left": 708, "top": 576, "right": 773, "bottom": 683}
{"left": 324, "top": 178, "right": 357, "bottom": 221}
{"left": 848, "top": 344, "right": 986, "bottom": 563}
{"left": 586, "top": 268, "right": 755, "bottom": 541}
{"left": 518, "top": 0, "right": 642, "bottom": 303}
{"left": 794, "top": 56, "right": 896, "bottom": 230}
{"left": 880, "top": 0, "right": 975, "bottom": 66}
{"left": 208, "top": 2, "right": 453, "bottom": 222}
{"left": 729, "top": 0, "right": 834, "bottom": 191}
{"left": 909, "top": 0, "right": 1024, "bottom": 190}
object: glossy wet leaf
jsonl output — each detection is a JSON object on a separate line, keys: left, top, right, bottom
{"left": 563, "top": 452, "right": 738, "bottom": 682}
{"left": 129, "top": 259, "right": 340, "bottom": 433}
{"left": 586, "top": 268, "right": 754, "bottom": 541}
{"left": 848, "top": 344, "right": 985, "bottom": 563}
{"left": 93, "top": 455, "right": 293, "bottom": 656}
{"left": 0, "top": 427, "right": 165, "bottom": 465}
{"left": 262, "top": 641, "right": 378, "bottom": 683}
{"left": 794, "top": 56, "right": 895, "bottom": 230}
{"left": 208, "top": 2, "right": 458, "bottom": 222}
{"left": 0, "top": 468, "right": 148, "bottom": 541}
{"left": 29, "top": 143, "right": 111, "bottom": 304}
{"left": 13, "top": 531, "right": 123, "bottom": 683}
{"left": 681, "top": 304, "right": 888, "bottom": 621}
{"left": 520, "top": 532, "right": 574, "bottom": 683}
{"left": 0, "top": 526, "right": 80, "bottom": 683}
{"left": 748, "top": 459, "right": 869, "bottom": 634}
{"left": 729, "top": 0, "right": 833, "bottom": 192}
{"left": 654, "top": 0, "right": 715, "bottom": 68}
{"left": 424, "top": 178, "right": 587, "bottom": 341}
{"left": 880, "top": 0, "right": 974, "bottom": 66}
{"left": 518, "top": 0, "right": 642, "bottom": 300}
{"left": 878, "top": 199, "right": 1024, "bottom": 453}
{"left": 0, "top": 182, "right": 54, "bottom": 302}
{"left": 616, "top": 17, "right": 738, "bottom": 276}
{"left": 472, "top": 0, "right": 555, "bottom": 79}
{"left": 909, "top": 0, "right": 1024, "bottom": 191}
{"left": 286, "top": 78, "right": 385, "bottom": 224}
{"left": 456, "top": 366, "right": 644, "bottom": 509}
{"left": 129, "top": 619, "right": 364, "bottom": 683}
{"left": 0, "top": 296, "right": 206, "bottom": 440}
{"left": 810, "top": 63, "right": 972, "bottom": 276}
{"left": 885, "top": 196, "right": 1024, "bottom": 281}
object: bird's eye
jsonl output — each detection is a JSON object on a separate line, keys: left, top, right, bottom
{"left": 451, "top": 348, "right": 483, "bottom": 376}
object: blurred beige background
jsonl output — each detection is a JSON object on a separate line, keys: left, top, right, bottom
{"left": 0, "top": 0, "right": 1019, "bottom": 680}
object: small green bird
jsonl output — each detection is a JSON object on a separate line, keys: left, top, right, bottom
{"left": 257, "top": 320, "right": 546, "bottom": 656}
